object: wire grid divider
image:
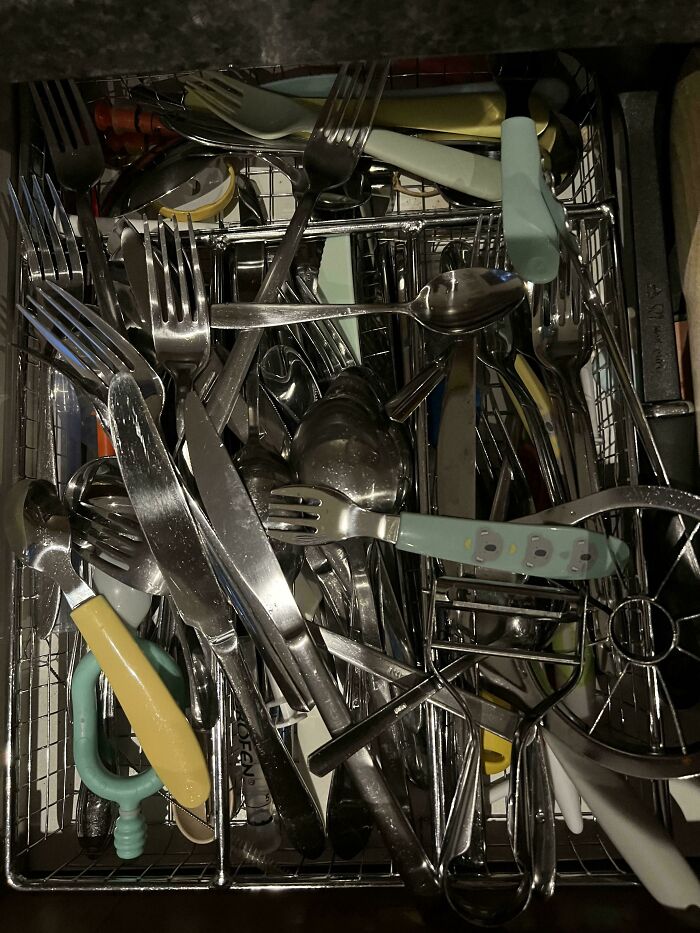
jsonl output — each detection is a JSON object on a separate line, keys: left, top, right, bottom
{"left": 6, "top": 203, "right": 642, "bottom": 892}
{"left": 5, "top": 61, "right": 648, "bottom": 891}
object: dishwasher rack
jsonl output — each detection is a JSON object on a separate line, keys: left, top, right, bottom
{"left": 4, "top": 55, "right": 684, "bottom": 894}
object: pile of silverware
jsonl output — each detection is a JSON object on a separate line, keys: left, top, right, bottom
{"left": 7, "top": 57, "right": 700, "bottom": 922}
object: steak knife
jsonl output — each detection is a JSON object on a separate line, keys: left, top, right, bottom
{"left": 183, "top": 390, "right": 439, "bottom": 899}
{"left": 108, "top": 372, "right": 326, "bottom": 859}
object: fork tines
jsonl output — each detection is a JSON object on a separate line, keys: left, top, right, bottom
{"left": 313, "top": 60, "right": 388, "bottom": 153}
{"left": 18, "top": 281, "right": 158, "bottom": 406}
{"left": 30, "top": 79, "right": 100, "bottom": 159}
{"left": 8, "top": 174, "right": 82, "bottom": 295}
{"left": 143, "top": 215, "right": 207, "bottom": 326}
{"left": 266, "top": 484, "right": 326, "bottom": 544}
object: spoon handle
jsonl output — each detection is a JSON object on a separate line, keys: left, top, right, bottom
{"left": 210, "top": 300, "right": 406, "bottom": 330}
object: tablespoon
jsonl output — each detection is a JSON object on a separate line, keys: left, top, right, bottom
{"left": 211, "top": 267, "right": 527, "bottom": 336}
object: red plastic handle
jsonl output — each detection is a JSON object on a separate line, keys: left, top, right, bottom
{"left": 93, "top": 100, "right": 179, "bottom": 138}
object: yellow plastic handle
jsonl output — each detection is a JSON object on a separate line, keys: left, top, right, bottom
{"left": 481, "top": 690, "right": 513, "bottom": 776}
{"left": 71, "top": 595, "right": 210, "bottom": 808}
{"left": 301, "top": 94, "right": 550, "bottom": 139}
{"left": 515, "top": 353, "right": 562, "bottom": 464}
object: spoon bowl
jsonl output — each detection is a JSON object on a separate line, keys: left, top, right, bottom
{"left": 4, "top": 478, "right": 74, "bottom": 582}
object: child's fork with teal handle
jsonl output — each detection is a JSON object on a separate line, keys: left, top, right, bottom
{"left": 267, "top": 484, "right": 630, "bottom": 581}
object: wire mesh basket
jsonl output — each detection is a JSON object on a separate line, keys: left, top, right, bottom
{"left": 5, "top": 54, "right": 675, "bottom": 894}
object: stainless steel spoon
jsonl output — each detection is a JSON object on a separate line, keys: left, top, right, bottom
{"left": 211, "top": 267, "right": 527, "bottom": 336}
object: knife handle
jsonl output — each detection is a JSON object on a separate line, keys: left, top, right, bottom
{"left": 71, "top": 595, "right": 210, "bottom": 809}
{"left": 309, "top": 655, "right": 478, "bottom": 777}
{"left": 395, "top": 513, "right": 628, "bottom": 580}
{"left": 363, "top": 128, "right": 502, "bottom": 202}
{"left": 209, "top": 639, "right": 326, "bottom": 860}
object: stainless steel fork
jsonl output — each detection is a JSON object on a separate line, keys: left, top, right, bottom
{"left": 30, "top": 79, "right": 124, "bottom": 333}
{"left": 9, "top": 174, "right": 83, "bottom": 299}
{"left": 205, "top": 60, "right": 389, "bottom": 435}
{"left": 144, "top": 216, "right": 210, "bottom": 436}
{"left": 531, "top": 261, "right": 598, "bottom": 498}
{"left": 19, "top": 281, "right": 164, "bottom": 422}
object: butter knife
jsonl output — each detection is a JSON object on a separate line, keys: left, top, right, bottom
{"left": 108, "top": 372, "right": 326, "bottom": 860}
{"left": 182, "top": 390, "right": 439, "bottom": 899}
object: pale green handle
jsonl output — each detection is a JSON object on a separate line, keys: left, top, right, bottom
{"left": 72, "top": 638, "right": 188, "bottom": 859}
{"left": 395, "top": 512, "right": 629, "bottom": 580}
{"left": 72, "top": 638, "right": 187, "bottom": 809}
{"left": 364, "top": 128, "right": 502, "bottom": 202}
{"left": 501, "top": 116, "right": 560, "bottom": 284}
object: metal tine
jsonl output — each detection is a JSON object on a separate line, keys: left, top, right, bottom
{"left": 21, "top": 337, "right": 101, "bottom": 399}
{"left": 171, "top": 217, "right": 191, "bottom": 321}
{"left": 41, "top": 281, "right": 140, "bottom": 370}
{"left": 31, "top": 175, "right": 69, "bottom": 281}
{"left": 19, "top": 176, "right": 53, "bottom": 276}
{"left": 45, "top": 174, "right": 82, "bottom": 277}
{"left": 54, "top": 78, "right": 100, "bottom": 150}
{"left": 353, "top": 60, "right": 389, "bottom": 153}
{"left": 330, "top": 63, "right": 365, "bottom": 146}
{"left": 29, "top": 83, "right": 61, "bottom": 156}
{"left": 325, "top": 64, "right": 358, "bottom": 144}
{"left": 158, "top": 217, "right": 177, "bottom": 321}
{"left": 269, "top": 484, "right": 325, "bottom": 502}
{"left": 30, "top": 283, "right": 126, "bottom": 376}
{"left": 79, "top": 527, "right": 141, "bottom": 561}
{"left": 76, "top": 537, "right": 136, "bottom": 574}
{"left": 267, "top": 509, "right": 321, "bottom": 524}
{"left": 142, "top": 217, "right": 162, "bottom": 324}
{"left": 7, "top": 180, "right": 42, "bottom": 280}
{"left": 78, "top": 502, "right": 142, "bottom": 540}
{"left": 268, "top": 529, "right": 318, "bottom": 545}
{"left": 188, "top": 215, "right": 206, "bottom": 320}
{"left": 19, "top": 302, "right": 109, "bottom": 389}
{"left": 76, "top": 517, "right": 140, "bottom": 556}
{"left": 22, "top": 301, "right": 113, "bottom": 390}
{"left": 311, "top": 62, "right": 350, "bottom": 144}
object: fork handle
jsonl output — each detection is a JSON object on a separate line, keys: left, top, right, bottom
{"left": 394, "top": 513, "right": 627, "bottom": 580}
{"left": 76, "top": 192, "right": 125, "bottom": 336}
{"left": 206, "top": 190, "right": 318, "bottom": 434}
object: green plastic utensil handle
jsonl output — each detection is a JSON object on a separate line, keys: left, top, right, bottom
{"left": 72, "top": 637, "right": 187, "bottom": 811}
{"left": 395, "top": 513, "right": 629, "bottom": 580}
{"left": 501, "top": 116, "right": 561, "bottom": 284}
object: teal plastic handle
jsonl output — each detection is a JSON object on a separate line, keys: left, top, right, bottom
{"left": 501, "top": 116, "right": 561, "bottom": 284}
{"left": 395, "top": 513, "right": 629, "bottom": 580}
{"left": 72, "top": 638, "right": 187, "bottom": 859}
